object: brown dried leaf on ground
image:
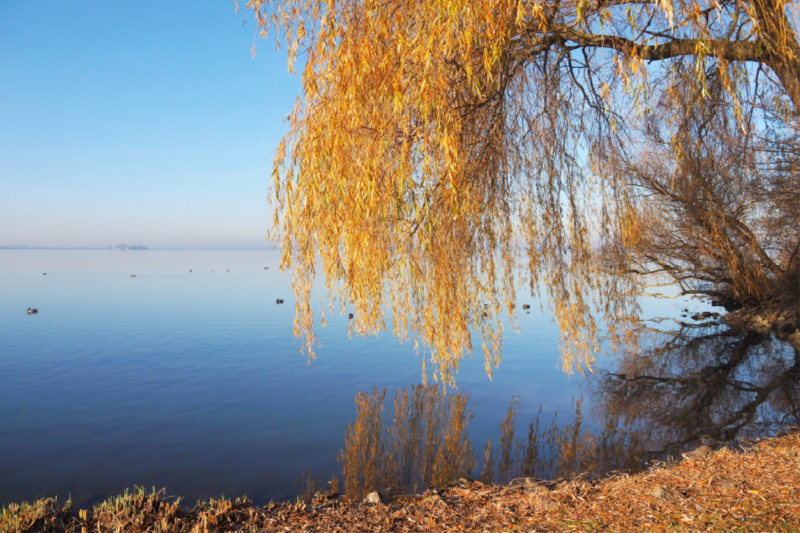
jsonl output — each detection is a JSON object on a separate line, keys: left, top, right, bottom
{"left": 2, "top": 432, "right": 799, "bottom": 532}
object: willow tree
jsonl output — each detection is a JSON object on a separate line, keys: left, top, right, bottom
{"left": 601, "top": 64, "right": 800, "bottom": 322}
{"left": 241, "top": 0, "right": 800, "bottom": 383}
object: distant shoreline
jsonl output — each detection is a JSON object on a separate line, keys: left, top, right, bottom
{"left": 0, "top": 246, "right": 111, "bottom": 250}
{"left": 0, "top": 246, "right": 276, "bottom": 251}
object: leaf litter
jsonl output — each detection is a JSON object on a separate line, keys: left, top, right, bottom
{"left": 2, "top": 431, "right": 799, "bottom": 532}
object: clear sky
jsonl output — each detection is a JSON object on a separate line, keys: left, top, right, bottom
{"left": 0, "top": 1, "right": 298, "bottom": 248}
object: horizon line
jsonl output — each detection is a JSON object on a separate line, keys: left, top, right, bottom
{"left": 0, "top": 245, "right": 278, "bottom": 251}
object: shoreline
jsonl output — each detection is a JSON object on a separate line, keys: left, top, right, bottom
{"left": 722, "top": 305, "right": 800, "bottom": 351}
{"left": 3, "top": 430, "right": 799, "bottom": 532}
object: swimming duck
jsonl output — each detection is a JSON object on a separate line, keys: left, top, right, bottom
{"left": 27, "top": 308, "right": 38, "bottom": 314}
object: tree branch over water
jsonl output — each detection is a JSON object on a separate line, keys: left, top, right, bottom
{"left": 240, "top": 0, "right": 800, "bottom": 382}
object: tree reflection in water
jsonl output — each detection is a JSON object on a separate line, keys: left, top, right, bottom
{"left": 591, "top": 324, "right": 800, "bottom": 458}
{"left": 489, "top": 396, "right": 643, "bottom": 485}
{"left": 340, "top": 385, "right": 474, "bottom": 499}
{"left": 339, "top": 325, "right": 799, "bottom": 499}
{"left": 339, "top": 388, "right": 640, "bottom": 498}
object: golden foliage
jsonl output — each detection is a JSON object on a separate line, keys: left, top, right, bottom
{"left": 239, "top": 0, "right": 800, "bottom": 382}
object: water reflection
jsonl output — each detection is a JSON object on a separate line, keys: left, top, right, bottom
{"left": 590, "top": 324, "right": 800, "bottom": 456}
{"left": 482, "top": 397, "right": 642, "bottom": 485}
{"left": 340, "top": 324, "right": 799, "bottom": 497}
{"left": 339, "top": 387, "right": 641, "bottom": 498}
{"left": 339, "top": 385, "right": 474, "bottom": 499}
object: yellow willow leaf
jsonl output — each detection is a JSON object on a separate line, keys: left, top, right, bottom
{"left": 245, "top": 0, "right": 800, "bottom": 385}
{"left": 515, "top": 0, "right": 526, "bottom": 25}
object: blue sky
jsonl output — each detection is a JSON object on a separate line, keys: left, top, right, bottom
{"left": 0, "top": 1, "right": 298, "bottom": 248}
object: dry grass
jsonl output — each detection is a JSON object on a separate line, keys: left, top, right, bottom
{"left": 3, "top": 431, "right": 799, "bottom": 532}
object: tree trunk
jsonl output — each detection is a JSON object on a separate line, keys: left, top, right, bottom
{"left": 767, "top": 60, "right": 800, "bottom": 115}
{"left": 754, "top": 0, "right": 800, "bottom": 114}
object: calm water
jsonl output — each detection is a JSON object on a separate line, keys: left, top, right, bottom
{"left": 1, "top": 249, "right": 796, "bottom": 508}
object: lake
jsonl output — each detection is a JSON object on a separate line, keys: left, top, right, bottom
{"left": 1, "top": 249, "right": 797, "bottom": 508}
